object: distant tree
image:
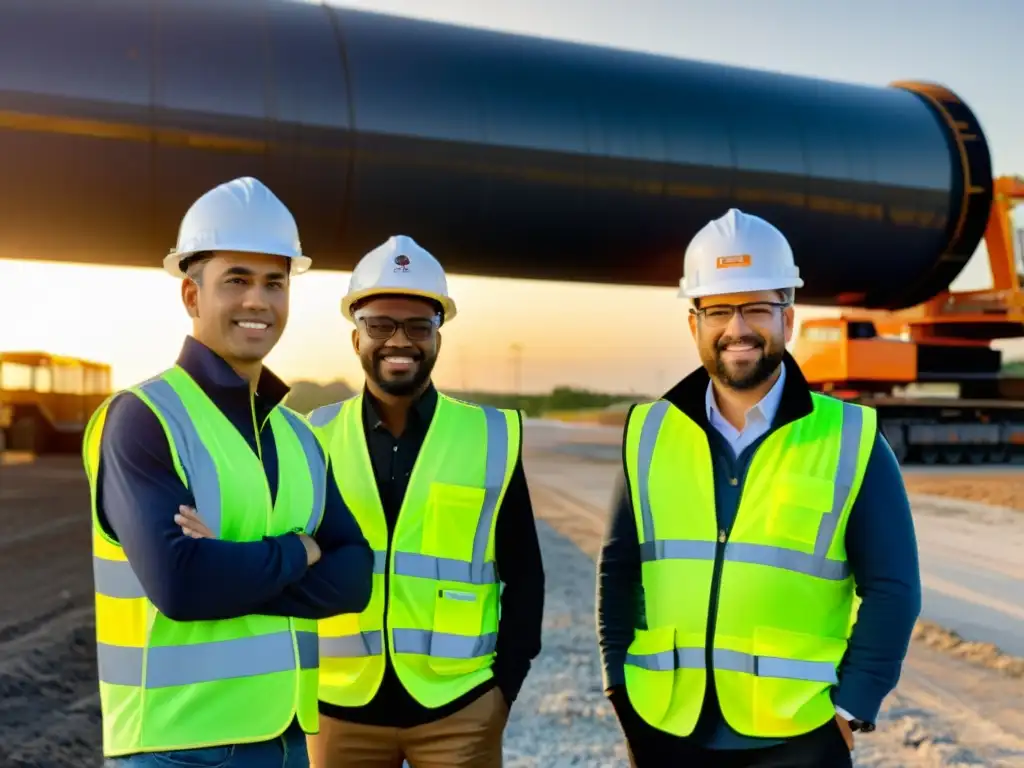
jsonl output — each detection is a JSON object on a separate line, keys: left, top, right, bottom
{"left": 1002, "top": 360, "right": 1024, "bottom": 377}
{"left": 282, "top": 379, "right": 651, "bottom": 418}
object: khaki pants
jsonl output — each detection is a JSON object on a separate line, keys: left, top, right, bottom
{"left": 308, "top": 687, "right": 509, "bottom": 768}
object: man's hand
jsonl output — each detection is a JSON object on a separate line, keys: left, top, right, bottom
{"left": 297, "top": 533, "right": 321, "bottom": 566}
{"left": 176, "top": 506, "right": 214, "bottom": 539}
{"left": 176, "top": 505, "right": 320, "bottom": 565}
{"left": 835, "top": 713, "right": 855, "bottom": 751}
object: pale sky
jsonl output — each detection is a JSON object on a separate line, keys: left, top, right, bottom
{"left": 1, "top": 0, "right": 1021, "bottom": 395}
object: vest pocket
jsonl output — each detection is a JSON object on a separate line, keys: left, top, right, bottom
{"left": 623, "top": 626, "right": 676, "bottom": 725}
{"left": 749, "top": 624, "right": 845, "bottom": 735}
{"left": 766, "top": 473, "right": 835, "bottom": 548}
{"left": 423, "top": 482, "right": 487, "bottom": 562}
{"left": 428, "top": 586, "right": 489, "bottom": 676}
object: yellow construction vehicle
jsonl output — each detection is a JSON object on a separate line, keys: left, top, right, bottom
{"left": 0, "top": 351, "right": 112, "bottom": 453}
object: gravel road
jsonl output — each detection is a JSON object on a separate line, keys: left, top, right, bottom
{"left": 503, "top": 520, "right": 629, "bottom": 767}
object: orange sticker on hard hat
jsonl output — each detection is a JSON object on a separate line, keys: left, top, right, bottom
{"left": 716, "top": 254, "right": 751, "bottom": 269}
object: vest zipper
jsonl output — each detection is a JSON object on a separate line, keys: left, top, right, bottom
{"left": 705, "top": 439, "right": 760, "bottom": 707}
{"left": 704, "top": 525, "right": 729, "bottom": 708}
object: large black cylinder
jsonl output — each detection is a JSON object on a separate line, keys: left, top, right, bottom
{"left": 0, "top": 0, "right": 993, "bottom": 309}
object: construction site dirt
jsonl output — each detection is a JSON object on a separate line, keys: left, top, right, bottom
{"left": 1, "top": 422, "right": 1023, "bottom": 767}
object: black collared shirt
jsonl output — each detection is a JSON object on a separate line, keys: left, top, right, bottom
{"left": 319, "top": 383, "right": 546, "bottom": 728}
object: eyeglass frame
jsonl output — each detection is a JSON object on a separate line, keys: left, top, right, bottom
{"left": 354, "top": 312, "right": 441, "bottom": 341}
{"left": 689, "top": 300, "right": 791, "bottom": 327}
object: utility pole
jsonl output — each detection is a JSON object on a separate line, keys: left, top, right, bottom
{"left": 510, "top": 343, "right": 523, "bottom": 394}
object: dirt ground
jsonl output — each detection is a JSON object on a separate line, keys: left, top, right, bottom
{"left": 903, "top": 472, "right": 1024, "bottom": 513}
{"left": 0, "top": 456, "right": 99, "bottom": 767}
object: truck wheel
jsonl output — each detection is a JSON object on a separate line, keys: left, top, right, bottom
{"left": 889, "top": 441, "right": 908, "bottom": 464}
{"left": 942, "top": 448, "right": 963, "bottom": 464}
{"left": 966, "top": 448, "right": 987, "bottom": 464}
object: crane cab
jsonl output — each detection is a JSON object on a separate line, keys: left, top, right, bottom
{"left": 792, "top": 317, "right": 917, "bottom": 392}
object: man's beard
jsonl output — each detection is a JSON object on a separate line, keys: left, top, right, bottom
{"left": 365, "top": 350, "right": 437, "bottom": 396}
{"left": 710, "top": 334, "right": 784, "bottom": 390}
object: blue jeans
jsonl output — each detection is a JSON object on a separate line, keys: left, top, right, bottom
{"left": 103, "top": 720, "right": 308, "bottom": 768}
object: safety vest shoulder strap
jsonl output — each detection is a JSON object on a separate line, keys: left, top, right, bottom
{"left": 307, "top": 395, "right": 359, "bottom": 451}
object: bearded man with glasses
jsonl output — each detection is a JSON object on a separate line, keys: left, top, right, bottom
{"left": 598, "top": 209, "right": 921, "bottom": 767}
{"left": 304, "top": 235, "right": 545, "bottom": 768}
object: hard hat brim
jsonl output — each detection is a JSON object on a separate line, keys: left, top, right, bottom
{"left": 678, "top": 274, "right": 804, "bottom": 299}
{"left": 342, "top": 287, "right": 457, "bottom": 323}
{"left": 163, "top": 250, "right": 312, "bottom": 278}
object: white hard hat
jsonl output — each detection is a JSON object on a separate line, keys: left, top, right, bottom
{"left": 678, "top": 208, "right": 803, "bottom": 299}
{"left": 341, "top": 235, "right": 457, "bottom": 323}
{"left": 163, "top": 176, "right": 312, "bottom": 278}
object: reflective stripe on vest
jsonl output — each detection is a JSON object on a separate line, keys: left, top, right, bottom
{"left": 84, "top": 365, "right": 327, "bottom": 757}
{"left": 621, "top": 392, "right": 875, "bottom": 738}
{"left": 311, "top": 393, "right": 519, "bottom": 709}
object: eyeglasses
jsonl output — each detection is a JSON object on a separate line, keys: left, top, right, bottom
{"left": 690, "top": 301, "right": 789, "bottom": 328}
{"left": 357, "top": 315, "right": 439, "bottom": 342}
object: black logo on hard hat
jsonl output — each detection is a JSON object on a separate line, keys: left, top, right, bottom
{"left": 394, "top": 253, "right": 410, "bottom": 273}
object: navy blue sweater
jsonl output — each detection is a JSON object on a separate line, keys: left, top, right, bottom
{"left": 94, "top": 336, "right": 374, "bottom": 623}
{"left": 597, "top": 354, "right": 922, "bottom": 750}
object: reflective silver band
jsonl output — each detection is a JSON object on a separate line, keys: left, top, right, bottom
{"left": 625, "top": 646, "right": 837, "bottom": 685}
{"left": 97, "top": 630, "right": 319, "bottom": 688}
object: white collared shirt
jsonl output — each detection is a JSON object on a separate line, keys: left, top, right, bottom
{"left": 705, "top": 364, "right": 786, "bottom": 457}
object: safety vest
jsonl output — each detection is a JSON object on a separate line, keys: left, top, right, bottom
{"left": 308, "top": 392, "right": 520, "bottom": 709}
{"left": 621, "top": 392, "right": 875, "bottom": 739}
{"left": 82, "top": 365, "right": 327, "bottom": 757}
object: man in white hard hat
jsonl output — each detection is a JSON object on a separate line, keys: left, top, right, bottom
{"left": 597, "top": 209, "right": 921, "bottom": 767}
{"left": 305, "top": 235, "right": 545, "bottom": 767}
{"left": 81, "top": 176, "right": 374, "bottom": 767}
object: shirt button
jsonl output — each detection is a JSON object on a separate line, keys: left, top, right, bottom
{"left": 729, "top": 477, "right": 738, "bottom": 486}
{"left": 393, "top": 445, "right": 398, "bottom": 452}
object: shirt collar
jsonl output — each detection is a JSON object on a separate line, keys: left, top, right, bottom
{"left": 175, "top": 335, "right": 291, "bottom": 415}
{"left": 362, "top": 381, "right": 438, "bottom": 431}
{"left": 705, "top": 363, "right": 787, "bottom": 430}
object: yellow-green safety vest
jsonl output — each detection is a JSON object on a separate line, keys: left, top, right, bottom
{"left": 307, "top": 392, "right": 520, "bottom": 709}
{"left": 82, "top": 365, "right": 327, "bottom": 757}
{"left": 621, "top": 392, "right": 875, "bottom": 739}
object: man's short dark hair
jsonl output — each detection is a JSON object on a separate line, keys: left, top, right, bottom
{"left": 181, "top": 252, "right": 213, "bottom": 284}
{"left": 179, "top": 251, "right": 293, "bottom": 284}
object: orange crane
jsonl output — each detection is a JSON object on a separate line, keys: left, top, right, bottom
{"left": 793, "top": 175, "right": 1024, "bottom": 464}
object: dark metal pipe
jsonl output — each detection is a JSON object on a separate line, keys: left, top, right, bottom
{"left": 0, "top": 0, "right": 993, "bottom": 309}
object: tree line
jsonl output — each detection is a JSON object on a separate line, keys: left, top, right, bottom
{"left": 284, "top": 380, "right": 651, "bottom": 418}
